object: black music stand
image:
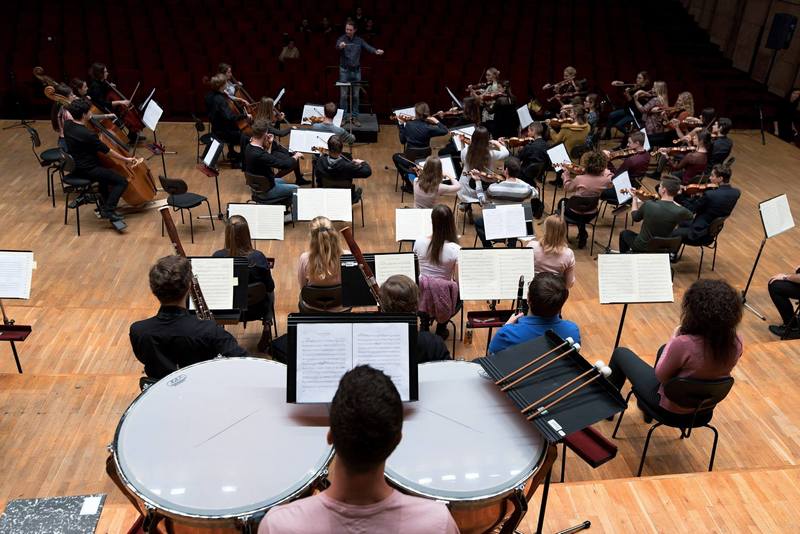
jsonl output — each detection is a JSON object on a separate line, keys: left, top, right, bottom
{"left": 335, "top": 80, "right": 368, "bottom": 136}
{"left": 285, "top": 312, "right": 419, "bottom": 403}
{"left": 197, "top": 140, "right": 225, "bottom": 220}
{"left": 341, "top": 253, "right": 419, "bottom": 308}
{"left": 186, "top": 257, "right": 249, "bottom": 324}
{"left": 0, "top": 299, "right": 29, "bottom": 373}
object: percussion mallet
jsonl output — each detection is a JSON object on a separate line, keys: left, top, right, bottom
{"left": 527, "top": 366, "right": 612, "bottom": 420}
{"left": 495, "top": 337, "right": 574, "bottom": 386}
{"left": 500, "top": 342, "right": 581, "bottom": 392}
{"left": 555, "top": 520, "right": 591, "bottom": 534}
{"left": 521, "top": 361, "right": 605, "bottom": 414}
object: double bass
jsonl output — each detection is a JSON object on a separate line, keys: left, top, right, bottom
{"left": 104, "top": 79, "right": 146, "bottom": 134}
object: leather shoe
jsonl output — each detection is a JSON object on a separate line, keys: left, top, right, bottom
{"left": 101, "top": 210, "right": 125, "bottom": 222}
{"left": 769, "top": 324, "right": 800, "bottom": 339}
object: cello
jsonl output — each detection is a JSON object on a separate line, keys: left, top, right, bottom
{"left": 104, "top": 79, "right": 146, "bottom": 134}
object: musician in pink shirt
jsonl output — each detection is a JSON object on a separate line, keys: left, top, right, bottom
{"left": 258, "top": 366, "right": 459, "bottom": 534}
{"left": 528, "top": 215, "right": 576, "bottom": 288}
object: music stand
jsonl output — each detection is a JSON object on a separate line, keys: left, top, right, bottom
{"left": 335, "top": 80, "right": 368, "bottom": 136}
{"left": 341, "top": 252, "right": 419, "bottom": 307}
{"left": 197, "top": 139, "right": 225, "bottom": 220}
{"left": 141, "top": 98, "right": 175, "bottom": 179}
{"left": 186, "top": 256, "right": 249, "bottom": 324}
{"left": 0, "top": 250, "right": 35, "bottom": 373}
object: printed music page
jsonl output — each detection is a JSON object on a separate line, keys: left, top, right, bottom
{"left": 352, "top": 322, "right": 411, "bottom": 401}
{"left": 189, "top": 258, "right": 234, "bottom": 310}
{"left": 452, "top": 125, "right": 476, "bottom": 151}
{"left": 483, "top": 205, "right": 527, "bottom": 241}
{"left": 324, "top": 189, "right": 353, "bottom": 222}
{"left": 516, "top": 104, "right": 534, "bottom": 129}
{"left": 142, "top": 100, "right": 163, "bottom": 131}
{"left": 759, "top": 194, "right": 795, "bottom": 238}
{"left": 297, "top": 189, "right": 327, "bottom": 220}
{"left": 0, "top": 251, "right": 34, "bottom": 299}
{"left": 374, "top": 253, "right": 416, "bottom": 286}
{"left": 289, "top": 129, "right": 334, "bottom": 154}
{"left": 300, "top": 104, "right": 344, "bottom": 127}
{"left": 296, "top": 323, "right": 353, "bottom": 403}
{"left": 546, "top": 143, "right": 570, "bottom": 166}
{"left": 418, "top": 155, "right": 457, "bottom": 181}
{"left": 640, "top": 128, "right": 651, "bottom": 151}
{"left": 458, "top": 249, "right": 533, "bottom": 300}
{"left": 203, "top": 139, "right": 222, "bottom": 167}
{"left": 598, "top": 254, "right": 673, "bottom": 304}
{"left": 497, "top": 248, "right": 536, "bottom": 299}
{"left": 392, "top": 106, "right": 416, "bottom": 124}
{"left": 227, "top": 204, "right": 285, "bottom": 240}
{"left": 613, "top": 171, "right": 633, "bottom": 204}
{"left": 395, "top": 209, "right": 432, "bottom": 241}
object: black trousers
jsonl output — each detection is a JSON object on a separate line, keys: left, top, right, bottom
{"left": 619, "top": 229, "right": 638, "bottom": 253}
{"left": 608, "top": 346, "right": 665, "bottom": 408}
{"left": 213, "top": 129, "right": 243, "bottom": 160}
{"left": 84, "top": 166, "right": 128, "bottom": 211}
{"left": 274, "top": 158, "right": 303, "bottom": 183}
{"left": 768, "top": 279, "right": 800, "bottom": 325}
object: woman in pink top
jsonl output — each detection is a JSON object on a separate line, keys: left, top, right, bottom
{"left": 413, "top": 156, "right": 461, "bottom": 209}
{"left": 609, "top": 279, "right": 743, "bottom": 415}
{"left": 528, "top": 215, "right": 576, "bottom": 288}
{"left": 560, "top": 151, "right": 613, "bottom": 248}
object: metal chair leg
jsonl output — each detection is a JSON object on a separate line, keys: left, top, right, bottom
{"left": 361, "top": 199, "right": 365, "bottom": 227}
{"left": 711, "top": 242, "right": 718, "bottom": 271}
{"left": 697, "top": 247, "right": 704, "bottom": 279}
{"left": 706, "top": 424, "right": 720, "bottom": 471}
{"left": 64, "top": 191, "right": 70, "bottom": 225}
{"left": 612, "top": 390, "right": 634, "bottom": 438}
{"left": 205, "top": 200, "right": 215, "bottom": 230}
{"left": 636, "top": 422, "right": 662, "bottom": 476}
{"left": 560, "top": 442, "right": 567, "bottom": 482}
{"left": 188, "top": 209, "right": 194, "bottom": 243}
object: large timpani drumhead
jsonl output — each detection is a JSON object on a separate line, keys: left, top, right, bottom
{"left": 112, "top": 358, "right": 332, "bottom": 522}
{"left": 385, "top": 360, "right": 546, "bottom": 502}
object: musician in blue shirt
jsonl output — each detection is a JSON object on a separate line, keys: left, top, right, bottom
{"left": 336, "top": 22, "right": 384, "bottom": 126}
{"left": 488, "top": 273, "right": 581, "bottom": 354}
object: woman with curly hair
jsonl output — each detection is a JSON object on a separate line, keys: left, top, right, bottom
{"left": 608, "top": 279, "right": 744, "bottom": 414}
{"left": 559, "top": 150, "right": 613, "bottom": 248}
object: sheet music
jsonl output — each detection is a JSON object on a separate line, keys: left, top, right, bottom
{"left": 639, "top": 128, "right": 651, "bottom": 151}
{"left": 760, "top": 194, "right": 795, "bottom": 238}
{"left": 516, "top": 104, "right": 534, "bottom": 129}
{"left": 446, "top": 86, "right": 463, "bottom": 108}
{"left": 0, "top": 251, "right": 34, "bottom": 299}
{"left": 296, "top": 323, "right": 353, "bottom": 403}
{"left": 458, "top": 248, "right": 535, "bottom": 300}
{"left": 483, "top": 205, "right": 527, "bottom": 241}
{"left": 395, "top": 208, "right": 432, "bottom": 241}
{"left": 142, "top": 100, "right": 163, "bottom": 131}
{"left": 547, "top": 143, "right": 571, "bottom": 166}
{"left": 613, "top": 171, "right": 633, "bottom": 204}
{"left": 289, "top": 129, "right": 335, "bottom": 153}
{"left": 227, "top": 203, "right": 285, "bottom": 240}
{"left": 353, "top": 322, "right": 411, "bottom": 401}
{"left": 392, "top": 106, "right": 416, "bottom": 124}
{"left": 374, "top": 253, "right": 416, "bottom": 286}
{"left": 274, "top": 88, "right": 285, "bottom": 106}
{"left": 203, "top": 139, "right": 222, "bottom": 167}
{"left": 452, "top": 125, "right": 475, "bottom": 151}
{"left": 417, "top": 155, "right": 457, "bottom": 181}
{"left": 300, "top": 104, "right": 344, "bottom": 127}
{"left": 597, "top": 254, "right": 673, "bottom": 304}
{"left": 189, "top": 257, "right": 235, "bottom": 310}
{"left": 297, "top": 189, "right": 352, "bottom": 221}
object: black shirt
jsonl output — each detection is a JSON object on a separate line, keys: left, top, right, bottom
{"left": 314, "top": 155, "right": 372, "bottom": 192}
{"left": 684, "top": 184, "right": 740, "bottom": 241}
{"left": 416, "top": 331, "right": 451, "bottom": 363}
{"left": 708, "top": 136, "right": 733, "bottom": 170}
{"left": 88, "top": 79, "right": 113, "bottom": 113}
{"left": 244, "top": 143, "right": 296, "bottom": 177}
{"left": 398, "top": 120, "right": 449, "bottom": 150}
{"left": 64, "top": 121, "right": 110, "bottom": 171}
{"left": 130, "top": 305, "right": 248, "bottom": 379}
{"left": 212, "top": 249, "right": 275, "bottom": 293}
{"left": 205, "top": 91, "right": 245, "bottom": 134}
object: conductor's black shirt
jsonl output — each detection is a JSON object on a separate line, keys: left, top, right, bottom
{"left": 129, "top": 305, "right": 248, "bottom": 379}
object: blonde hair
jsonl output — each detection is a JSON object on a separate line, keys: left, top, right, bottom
{"left": 540, "top": 215, "right": 569, "bottom": 254}
{"left": 417, "top": 156, "right": 443, "bottom": 194}
{"left": 675, "top": 91, "right": 694, "bottom": 116}
{"left": 254, "top": 97, "right": 276, "bottom": 124}
{"left": 209, "top": 73, "right": 227, "bottom": 90}
{"left": 653, "top": 81, "right": 669, "bottom": 105}
{"left": 307, "top": 217, "right": 341, "bottom": 281}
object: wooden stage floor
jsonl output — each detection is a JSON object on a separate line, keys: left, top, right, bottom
{"left": 0, "top": 120, "right": 798, "bottom": 532}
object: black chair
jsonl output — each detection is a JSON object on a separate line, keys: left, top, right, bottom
{"left": 244, "top": 171, "right": 295, "bottom": 226}
{"left": 299, "top": 284, "right": 352, "bottom": 313}
{"left": 241, "top": 282, "right": 277, "bottom": 353}
{"left": 319, "top": 174, "right": 365, "bottom": 229}
{"left": 394, "top": 146, "right": 431, "bottom": 201}
{"left": 192, "top": 115, "right": 215, "bottom": 163}
{"left": 158, "top": 176, "right": 215, "bottom": 243}
{"left": 783, "top": 302, "right": 800, "bottom": 341}
{"left": 677, "top": 217, "right": 727, "bottom": 278}
{"left": 59, "top": 153, "right": 101, "bottom": 236}
{"left": 642, "top": 235, "right": 683, "bottom": 257}
{"left": 612, "top": 375, "right": 735, "bottom": 476}
{"left": 562, "top": 195, "right": 601, "bottom": 254}
{"left": 26, "top": 125, "right": 64, "bottom": 207}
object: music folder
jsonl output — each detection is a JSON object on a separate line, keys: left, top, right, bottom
{"left": 476, "top": 331, "right": 626, "bottom": 443}
{"left": 341, "top": 252, "right": 419, "bottom": 307}
{"left": 287, "top": 313, "right": 419, "bottom": 403}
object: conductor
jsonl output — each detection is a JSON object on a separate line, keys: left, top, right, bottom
{"left": 336, "top": 22, "right": 384, "bottom": 127}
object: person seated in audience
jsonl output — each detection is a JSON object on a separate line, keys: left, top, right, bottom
{"left": 708, "top": 117, "right": 733, "bottom": 170}
{"left": 473, "top": 157, "right": 537, "bottom": 248}
{"left": 560, "top": 151, "right": 613, "bottom": 248}
{"left": 774, "top": 87, "right": 800, "bottom": 143}
{"left": 213, "top": 216, "right": 275, "bottom": 351}
{"left": 244, "top": 119, "right": 301, "bottom": 204}
{"left": 393, "top": 102, "right": 450, "bottom": 193}
{"left": 602, "top": 131, "right": 650, "bottom": 189}
{"left": 672, "top": 164, "right": 739, "bottom": 242}
{"left": 279, "top": 39, "right": 300, "bottom": 62}
{"left": 297, "top": 19, "right": 313, "bottom": 33}
{"left": 619, "top": 177, "right": 693, "bottom": 253}
{"left": 517, "top": 121, "right": 550, "bottom": 184}
{"left": 458, "top": 125, "right": 510, "bottom": 218}
{"left": 314, "top": 135, "right": 371, "bottom": 202}
{"left": 413, "top": 155, "right": 460, "bottom": 209}
{"left": 380, "top": 275, "right": 451, "bottom": 362}
{"left": 609, "top": 279, "right": 743, "bottom": 414}
{"left": 259, "top": 365, "right": 459, "bottom": 534}
{"left": 298, "top": 216, "right": 343, "bottom": 289}
{"left": 489, "top": 273, "right": 581, "bottom": 354}
{"left": 528, "top": 215, "right": 576, "bottom": 288}
{"left": 205, "top": 73, "right": 250, "bottom": 168}
{"left": 319, "top": 16, "right": 333, "bottom": 34}
{"left": 768, "top": 263, "right": 800, "bottom": 339}
{"left": 413, "top": 205, "right": 460, "bottom": 340}
{"left": 312, "top": 102, "right": 356, "bottom": 145}
{"left": 130, "top": 255, "right": 248, "bottom": 380}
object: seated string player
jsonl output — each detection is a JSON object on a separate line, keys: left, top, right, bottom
{"left": 601, "top": 130, "right": 651, "bottom": 193}
{"left": 767, "top": 263, "right": 800, "bottom": 340}
{"left": 312, "top": 102, "right": 356, "bottom": 145}
{"left": 205, "top": 73, "right": 251, "bottom": 168}
{"left": 129, "top": 255, "right": 247, "bottom": 380}
{"left": 380, "top": 275, "right": 451, "bottom": 363}
{"left": 258, "top": 366, "right": 459, "bottom": 533}
{"left": 244, "top": 119, "right": 300, "bottom": 205}
{"left": 560, "top": 151, "right": 613, "bottom": 249}
{"left": 489, "top": 273, "right": 581, "bottom": 354}
{"left": 618, "top": 177, "right": 693, "bottom": 254}
{"left": 314, "top": 135, "right": 372, "bottom": 202}
{"left": 528, "top": 215, "right": 576, "bottom": 289}
{"left": 412, "top": 155, "right": 461, "bottom": 209}
{"left": 672, "top": 164, "right": 740, "bottom": 243}
{"left": 708, "top": 117, "right": 733, "bottom": 170}
{"left": 517, "top": 121, "right": 550, "bottom": 185}
{"left": 392, "top": 102, "right": 449, "bottom": 193}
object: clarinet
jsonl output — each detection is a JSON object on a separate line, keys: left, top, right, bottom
{"left": 158, "top": 206, "right": 214, "bottom": 321}
{"left": 515, "top": 275, "right": 528, "bottom": 315}
{"left": 340, "top": 226, "right": 383, "bottom": 310}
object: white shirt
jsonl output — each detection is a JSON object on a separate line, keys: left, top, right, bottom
{"left": 413, "top": 236, "right": 460, "bottom": 280}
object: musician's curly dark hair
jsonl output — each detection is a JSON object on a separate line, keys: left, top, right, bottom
{"left": 581, "top": 151, "right": 608, "bottom": 176}
{"left": 379, "top": 275, "right": 418, "bottom": 313}
{"left": 680, "top": 279, "right": 743, "bottom": 363}
{"left": 149, "top": 255, "right": 192, "bottom": 304}
{"left": 330, "top": 365, "right": 403, "bottom": 473}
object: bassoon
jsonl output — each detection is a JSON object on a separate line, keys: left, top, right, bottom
{"left": 340, "top": 226, "right": 383, "bottom": 310}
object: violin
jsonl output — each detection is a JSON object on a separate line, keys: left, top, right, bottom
{"left": 455, "top": 131, "right": 472, "bottom": 145}
{"left": 389, "top": 113, "right": 415, "bottom": 122}
{"left": 503, "top": 136, "right": 537, "bottom": 148}
{"left": 547, "top": 90, "right": 584, "bottom": 103}
{"left": 606, "top": 147, "right": 646, "bottom": 160}
{"left": 611, "top": 80, "right": 637, "bottom": 89}
{"left": 303, "top": 116, "right": 325, "bottom": 124}
{"left": 433, "top": 107, "right": 464, "bottom": 119}
{"left": 682, "top": 183, "right": 718, "bottom": 196}
{"left": 653, "top": 146, "right": 697, "bottom": 157}
{"left": 467, "top": 81, "right": 490, "bottom": 91}
{"left": 471, "top": 169, "right": 505, "bottom": 183}
{"left": 542, "top": 78, "right": 575, "bottom": 92}
{"left": 312, "top": 146, "right": 360, "bottom": 164}
{"left": 666, "top": 116, "right": 703, "bottom": 129}
{"left": 545, "top": 117, "right": 573, "bottom": 127}
{"left": 479, "top": 91, "right": 506, "bottom": 102}
{"left": 622, "top": 187, "right": 659, "bottom": 201}
{"left": 553, "top": 162, "right": 585, "bottom": 175}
